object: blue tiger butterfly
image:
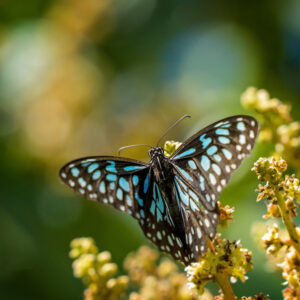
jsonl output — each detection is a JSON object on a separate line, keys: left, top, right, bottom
{"left": 59, "top": 115, "right": 259, "bottom": 265}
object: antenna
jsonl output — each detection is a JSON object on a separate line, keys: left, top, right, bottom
{"left": 118, "top": 144, "right": 153, "bottom": 156}
{"left": 156, "top": 114, "right": 191, "bottom": 147}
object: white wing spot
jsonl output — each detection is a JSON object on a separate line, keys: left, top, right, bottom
{"left": 209, "top": 173, "right": 217, "bottom": 185}
{"left": 236, "top": 145, "right": 242, "bottom": 151}
{"left": 239, "top": 134, "right": 246, "bottom": 144}
{"left": 69, "top": 179, "right": 75, "bottom": 187}
{"left": 212, "top": 163, "right": 221, "bottom": 175}
{"left": 197, "top": 227, "right": 202, "bottom": 238}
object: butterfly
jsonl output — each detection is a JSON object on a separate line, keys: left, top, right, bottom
{"left": 59, "top": 115, "right": 259, "bottom": 265}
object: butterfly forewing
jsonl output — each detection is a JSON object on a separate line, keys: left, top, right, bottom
{"left": 171, "top": 115, "right": 259, "bottom": 211}
{"left": 59, "top": 156, "right": 149, "bottom": 219}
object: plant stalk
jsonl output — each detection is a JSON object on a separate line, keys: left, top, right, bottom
{"left": 275, "top": 189, "right": 300, "bottom": 255}
{"left": 215, "top": 272, "right": 235, "bottom": 300}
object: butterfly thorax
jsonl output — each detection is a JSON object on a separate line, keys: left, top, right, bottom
{"left": 148, "top": 147, "right": 173, "bottom": 182}
{"left": 148, "top": 147, "right": 188, "bottom": 246}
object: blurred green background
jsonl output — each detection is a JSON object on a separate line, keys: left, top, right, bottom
{"left": 1, "top": 0, "right": 300, "bottom": 299}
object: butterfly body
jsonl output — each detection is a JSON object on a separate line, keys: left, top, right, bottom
{"left": 59, "top": 115, "right": 259, "bottom": 265}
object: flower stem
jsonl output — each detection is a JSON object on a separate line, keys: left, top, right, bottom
{"left": 275, "top": 189, "right": 300, "bottom": 255}
{"left": 215, "top": 273, "right": 235, "bottom": 300}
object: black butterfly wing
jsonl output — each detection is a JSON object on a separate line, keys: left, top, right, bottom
{"left": 174, "top": 175, "right": 219, "bottom": 264}
{"left": 59, "top": 156, "right": 149, "bottom": 220}
{"left": 138, "top": 172, "right": 195, "bottom": 265}
{"left": 170, "top": 115, "right": 259, "bottom": 211}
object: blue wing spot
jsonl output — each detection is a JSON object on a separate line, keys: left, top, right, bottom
{"left": 140, "top": 209, "right": 145, "bottom": 219}
{"left": 157, "top": 232, "right": 162, "bottom": 240}
{"left": 71, "top": 167, "right": 80, "bottom": 177}
{"left": 200, "top": 134, "right": 212, "bottom": 149}
{"left": 92, "top": 170, "right": 101, "bottom": 180}
{"left": 237, "top": 121, "right": 246, "bottom": 131}
{"left": 124, "top": 165, "right": 146, "bottom": 171}
{"left": 221, "top": 123, "right": 232, "bottom": 128}
{"left": 174, "top": 148, "right": 196, "bottom": 159}
{"left": 222, "top": 148, "right": 232, "bottom": 159}
{"left": 119, "top": 177, "right": 129, "bottom": 192}
{"left": 176, "top": 166, "right": 193, "bottom": 181}
{"left": 126, "top": 195, "right": 132, "bottom": 206}
{"left": 175, "top": 179, "right": 189, "bottom": 205}
{"left": 132, "top": 175, "right": 139, "bottom": 186}
{"left": 216, "top": 128, "right": 229, "bottom": 136}
{"left": 78, "top": 177, "right": 86, "bottom": 187}
{"left": 150, "top": 200, "right": 156, "bottom": 215}
{"left": 201, "top": 155, "right": 210, "bottom": 171}
{"left": 88, "top": 163, "right": 99, "bottom": 173}
{"left": 106, "top": 161, "right": 117, "bottom": 173}
{"left": 168, "top": 236, "right": 174, "bottom": 246}
{"left": 218, "top": 136, "right": 230, "bottom": 144}
{"left": 116, "top": 188, "right": 123, "bottom": 200}
{"left": 99, "top": 181, "right": 106, "bottom": 193}
{"left": 188, "top": 160, "right": 197, "bottom": 170}
{"left": 144, "top": 174, "right": 149, "bottom": 193}
{"left": 207, "top": 145, "right": 218, "bottom": 155}
{"left": 213, "top": 154, "right": 222, "bottom": 162}
{"left": 106, "top": 174, "right": 117, "bottom": 181}
{"left": 109, "top": 182, "right": 115, "bottom": 190}
{"left": 155, "top": 184, "right": 164, "bottom": 213}
{"left": 81, "top": 162, "right": 91, "bottom": 167}
{"left": 135, "top": 192, "right": 144, "bottom": 206}
{"left": 156, "top": 209, "right": 163, "bottom": 222}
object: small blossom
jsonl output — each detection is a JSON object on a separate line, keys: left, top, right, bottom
{"left": 186, "top": 238, "right": 252, "bottom": 295}
{"left": 241, "top": 87, "right": 292, "bottom": 143}
{"left": 218, "top": 201, "right": 234, "bottom": 229}
{"left": 261, "top": 223, "right": 285, "bottom": 255}
{"left": 164, "top": 140, "right": 182, "bottom": 157}
{"left": 70, "top": 237, "right": 129, "bottom": 300}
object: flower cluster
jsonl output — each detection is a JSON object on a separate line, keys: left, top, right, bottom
{"left": 276, "top": 122, "right": 300, "bottom": 172}
{"left": 186, "top": 237, "right": 252, "bottom": 295}
{"left": 241, "top": 87, "right": 292, "bottom": 143}
{"left": 252, "top": 157, "right": 300, "bottom": 299}
{"left": 70, "top": 238, "right": 129, "bottom": 300}
{"left": 241, "top": 87, "right": 300, "bottom": 174}
{"left": 124, "top": 246, "right": 208, "bottom": 300}
{"left": 70, "top": 239, "right": 212, "bottom": 300}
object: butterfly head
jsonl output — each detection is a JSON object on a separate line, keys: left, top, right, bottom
{"left": 148, "top": 147, "right": 164, "bottom": 159}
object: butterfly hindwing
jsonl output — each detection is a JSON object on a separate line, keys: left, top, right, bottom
{"left": 174, "top": 175, "right": 219, "bottom": 263}
{"left": 139, "top": 174, "right": 192, "bottom": 263}
{"left": 59, "top": 156, "right": 149, "bottom": 219}
{"left": 171, "top": 115, "right": 259, "bottom": 211}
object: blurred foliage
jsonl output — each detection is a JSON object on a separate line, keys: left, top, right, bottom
{"left": 1, "top": 0, "right": 300, "bottom": 299}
